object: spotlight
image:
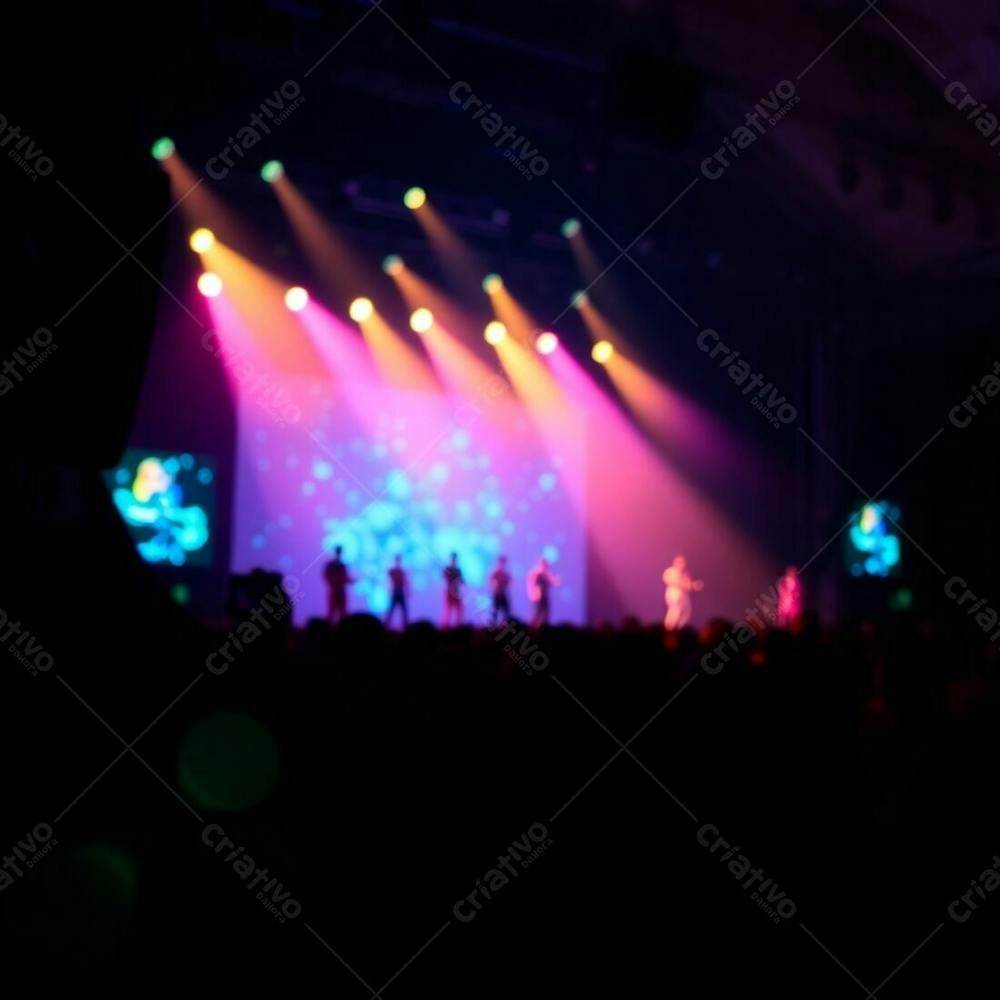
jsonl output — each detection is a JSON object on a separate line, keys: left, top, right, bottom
{"left": 188, "top": 227, "right": 215, "bottom": 253}
{"left": 403, "top": 186, "right": 426, "bottom": 210}
{"left": 285, "top": 286, "right": 309, "bottom": 312}
{"left": 409, "top": 307, "right": 433, "bottom": 332}
{"left": 349, "top": 297, "right": 373, "bottom": 322}
{"left": 197, "top": 272, "right": 223, "bottom": 298}
{"left": 535, "top": 331, "right": 558, "bottom": 355}
{"left": 151, "top": 137, "right": 175, "bottom": 161}
{"left": 382, "top": 254, "right": 404, "bottom": 275}
{"left": 484, "top": 321, "right": 508, "bottom": 345}
{"left": 570, "top": 289, "right": 588, "bottom": 310}
{"left": 261, "top": 160, "right": 284, "bottom": 183}
{"left": 592, "top": 340, "right": 614, "bottom": 364}
{"left": 482, "top": 273, "right": 503, "bottom": 294}
{"left": 561, "top": 217, "right": 581, "bottom": 238}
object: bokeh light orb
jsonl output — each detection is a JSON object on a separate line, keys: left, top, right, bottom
{"left": 484, "top": 321, "right": 508, "bottom": 345}
{"left": 403, "top": 186, "right": 426, "bottom": 210}
{"left": 570, "top": 289, "right": 588, "bottom": 310}
{"left": 197, "top": 272, "right": 223, "bottom": 298}
{"left": 22, "top": 846, "right": 138, "bottom": 971}
{"left": 151, "top": 137, "right": 175, "bottom": 161}
{"left": 535, "top": 331, "right": 559, "bottom": 355}
{"left": 188, "top": 227, "right": 215, "bottom": 253}
{"left": 178, "top": 711, "right": 279, "bottom": 812}
{"left": 349, "top": 297, "right": 373, "bottom": 322}
{"left": 482, "top": 273, "right": 503, "bottom": 294}
{"left": 410, "top": 307, "right": 434, "bottom": 332}
{"left": 260, "top": 159, "right": 284, "bottom": 183}
{"left": 592, "top": 339, "right": 614, "bottom": 364}
{"left": 561, "top": 217, "right": 581, "bottom": 238}
{"left": 382, "top": 254, "right": 404, "bottom": 275}
{"left": 285, "top": 286, "right": 309, "bottom": 312}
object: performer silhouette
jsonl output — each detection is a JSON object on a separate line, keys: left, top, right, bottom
{"left": 489, "top": 555, "right": 513, "bottom": 624}
{"left": 442, "top": 552, "right": 464, "bottom": 628}
{"left": 663, "top": 555, "right": 702, "bottom": 630}
{"left": 776, "top": 566, "right": 802, "bottom": 628}
{"left": 386, "top": 554, "right": 409, "bottom": 629}
{"left": 324, "top": 545, "right": 355, "bottom": 624}
{"left": 527, "top": 557, "right": 560, "bottom": 627}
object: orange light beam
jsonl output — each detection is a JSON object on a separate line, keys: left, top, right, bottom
{"left": 357, "top": 310, "right": 441, "bottom": 393}
{"left": 271, "top": 175, "right": 379, "bottom": 309}
{"left": 200, "top": 241, "right": 323, "bottom": 374}
{"left": 411, "top": 202, "right": 485, "bottom": 296}
{"left": 160, "top": 152, "right": 262, "bottom": 256}
{"left": 488, "top": 286, "right": 540, "bottom": 346}
{"left": 392, "top": 265, "right": 483, "bottom": 341}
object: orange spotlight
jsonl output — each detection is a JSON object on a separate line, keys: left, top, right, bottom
{"left": 591, "top": 339, "right": 614, "bottom": 364}
{"left": 482, "top": 273, "right": 503, "bottom": 294}
{"left": 284, "top": 286, "right": 309, "bottom": 312}
{"left": 383, "top": 254, "right": 404, "bottom": 275}
{"left": 484, "top": 321, "right": 508, "bottom": 345}
{"left": 197, "top": 272, "right": 223, "bottom": 298}
{"left": 189, "top": 227, "right": 215, "bottom": 253}
{"left": 535, "top": 331, "right": 559, "bottom": 355}
{"left": 349, "top": 297, "right": 374, "bottom": 322}
{"left": 409, "top": 307, "right": 434, "bottom": 333}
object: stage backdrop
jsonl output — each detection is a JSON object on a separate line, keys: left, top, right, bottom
{"left": 231, "top": 375, "right": 587, "bottom": 624}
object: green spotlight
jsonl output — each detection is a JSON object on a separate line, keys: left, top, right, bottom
{"left": 561, "top": 217, "right": 581, "bottom": 238}
{"left": 260, "top": 159, "right": 285, "bottom": 183}
{"left": 382, "top": 254, "right": 404, "bottom": 275}
{"left": 151, "top": 137, "right": 175, "bottom": 161}
{"left": 403, "top": 186, "right": 426, "bottom": 210}
{"left": 570, "top": 289, "right": 588, "bottom": 309}
{"left": 482, "top": 273, "right": 503, "bottom": 294}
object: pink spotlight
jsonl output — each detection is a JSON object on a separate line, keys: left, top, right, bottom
{"left": 535, "top": 331, "right": 559, "bottom": 355}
